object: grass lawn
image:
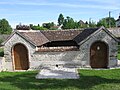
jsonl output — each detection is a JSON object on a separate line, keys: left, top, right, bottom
{"left": 0, "top": 69, "right": 120, "bottom": 90}
{"left": 117, "top": 53, "right": 120, "bottom": 60}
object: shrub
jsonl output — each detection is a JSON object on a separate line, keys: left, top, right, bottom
{"left": 0, "top": 48, "right": 4, "bottom": 57}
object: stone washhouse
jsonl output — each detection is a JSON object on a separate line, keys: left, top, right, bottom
{"left": 1, "top": 26, "right": 118, "bottom": 71}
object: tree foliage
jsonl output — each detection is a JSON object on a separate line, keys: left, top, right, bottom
{"left": 42, "top": 22, "right": 55, "bottom": 29}
{"left": 0, "top": 39, "right": 3, "bottom": 45}
{"left": 97, "top": 17, "right": 116, "bottom": 28}
{"left": 0, "top": 19, "right": 12, "bottom": 34}
{"left": 89, "top": 21, "right": 97, "bottom": 28}
{"left": 58, "top": 14, "right": 64, "bottom": 25}
{"left": 58, "top": 14, "right": 96, "bottom": 29}
{"left": 30, "top": 24, "right": 47, "bottom": 30}
{"left": 62, "top": 16, "right": 79, "bottom": 29}
{"left": 16, "top": 23, "right": 47, "bottom": 30}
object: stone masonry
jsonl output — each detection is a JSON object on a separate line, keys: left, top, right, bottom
{"left": 3, "top": 28, "right": 118, "bottom": 71}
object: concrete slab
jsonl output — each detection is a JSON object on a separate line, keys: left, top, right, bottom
{"left": 35, "top": 67, "right": 79, "bottom": 79}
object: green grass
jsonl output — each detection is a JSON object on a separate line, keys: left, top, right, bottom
{"left": 0, "top": 69, "right": 120, "bottom": 90}
{"left": 117, "top": 53, "right": 120, "bottom": 60}
{"left": 117, "top": 44, "right": 120, "bottom": 60}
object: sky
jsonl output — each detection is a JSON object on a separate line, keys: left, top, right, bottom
{"left": 0, "top": 0, "right": 120, "bottom": 28}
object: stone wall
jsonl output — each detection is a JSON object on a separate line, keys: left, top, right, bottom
{"left": 3, "top": 29, "right": 118, "bottom": 71}
{"left": 4, "top": 33, "right": 36, "bottom": 71}
{"left": 0, "top": 57, "right": 5, "bottom": 71}
{"left": 78, "top": 29, "right": 118, "bottom": 67}
{"left": 30, "top": 51, "right": 82, "bottom": 70}
{"left": 4, "top": 33, "right": 86, "bottom": 71}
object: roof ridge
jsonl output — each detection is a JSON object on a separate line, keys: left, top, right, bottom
{"left": 17, "top": 30, "right": 41, "bottom": 32}
{"left": 40, "top": 29, "right": 84, "bottom": 31}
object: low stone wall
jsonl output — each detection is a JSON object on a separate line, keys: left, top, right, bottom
{"left": 30, "top": 51, "right": 86, "bottom": 70}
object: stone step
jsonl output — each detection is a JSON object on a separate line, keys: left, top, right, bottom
{"left": 35, "top": 67, "right": 79, "bottom": 79}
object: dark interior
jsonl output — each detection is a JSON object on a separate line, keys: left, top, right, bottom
{"left": 43, "top": 40, "right": 78, "bottom": 47}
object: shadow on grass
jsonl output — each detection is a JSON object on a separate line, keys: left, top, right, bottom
{"left": 0, "top": 70, "right": 120, "bottom": 90}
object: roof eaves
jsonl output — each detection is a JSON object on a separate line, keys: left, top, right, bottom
{"left": 3, "top": 30, "right": 37, "bottom": 47}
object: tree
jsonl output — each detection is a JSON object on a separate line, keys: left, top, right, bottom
{"left": 16, "top": 23, "right": 47, "bottom": 30}
{"left": 42, "top": 22, "right": 55, "bottom": 29}
{"left": 29, "top": 24, "right": 33, "bottom": 29}
{"left": 31, "top": 25, "right": 47, "bottom": 30}
{"left": 58, "top": 14, "right": 64, "bottom": 25}
{"left": 89, "top": 21, "right": 97, "bottom": 28}
{"left": 0, "top": 39, "right": 3, "bottom": 45}
{"left": 0, "top": 19, "right": 12, "bottom": 34}
{"left": 30, "top": 24, "right": 47, "bottom": 30}
{"left": 62, "top": 16, "right": 79, "bottom": 29}
{"left": 97, "top": 17, "right": 116, "bottom": 28}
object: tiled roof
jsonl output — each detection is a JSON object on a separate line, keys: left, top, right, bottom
{"left": 19, "top": 31, "right": 49, "bottom": 46}
{"left": 40, "top": 30, "right": 82, "bottom": 41}
{"left": 108, "top": 28, "right": 120, "bottom": 37}
{"left": 17, "top": 28, "right": 101, "bottom": 46}
{"left": 74, "top": 28, "right": 99, "bottom": 44}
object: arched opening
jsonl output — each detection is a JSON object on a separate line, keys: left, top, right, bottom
{"left": 90, "top": 41, "right": 108, "bottom": 68}
{"left": 13, "top": 43, "right": 29, "bottom": 70}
